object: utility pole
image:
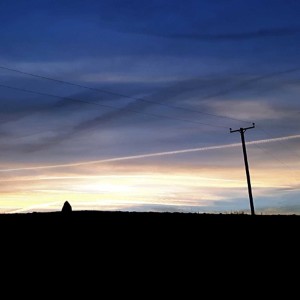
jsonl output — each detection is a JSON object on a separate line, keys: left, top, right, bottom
{"left": 230, "top": 123, "right": 255, "bottom": 215}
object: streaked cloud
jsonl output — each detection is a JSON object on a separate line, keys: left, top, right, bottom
{"left": 208, "top": 100, "right": 291, "bottom": 121}
{"left": 1, "top": 133, "right": 299, "bottom": 172}
{"left": 1, "top": 0, "right": 300, "bottom": 214}
{"left": 131, "top": 27, "right": 300, "bottom": 42}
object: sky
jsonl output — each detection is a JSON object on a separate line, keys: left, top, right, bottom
{"left": 0, "top": 0, "right": 300, "bottom": 214}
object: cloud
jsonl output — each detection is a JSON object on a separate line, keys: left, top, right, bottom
{"left": 1, "top": 133, "right": 300, "bottom": 172}
{"left": 6, "top": 66, "right": 299, "bottom": 154}
{"left": 152, "top": 27, "right": 300, "bottom": 41}
{"left": 208, "top": 100, "right": 290, "bottom": 121}
{"left": 1, "top": 63, "right": 299, "bottom": 157}
{"left": 3, "top": 76, "right": 218, "bottom": 152}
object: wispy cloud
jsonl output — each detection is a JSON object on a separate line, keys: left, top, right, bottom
{"left": 126, "top": 28, "right": 300, "bottom": 42}
{"left": 1, "top": 133, "right": 299, "bottom": 172}
{"left": 1, "top": 65, "right": 299, "bottom": 157}
{"left": 158, "top": 27, "right": 300, "bottom": 41}
{"left": 0, "top": 174, "right": 244, "bottom": 183}
{"left": 208, "top": 100, "right": 291, "bottom": 121}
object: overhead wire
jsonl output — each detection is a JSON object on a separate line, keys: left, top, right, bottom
{"left": 198, "top": 67, "right": 300, "bottom": 100}
{"left": 256, "top": 125, "right": 300, "bottom": 160}
{"left": 1, "top": 65, "right": 299, "bottom": 130}
{"left": 0, "top": 65, "right": 253, "bottom": 124}
{"left": 0, "top": 66, "right": 299, "bottom": 217}
{"left": 2, "top": 65, "right": 300, "bottom": 125}
{"left": 1, "top": 133, "right": 300, "bottom": 172}
{"left": 0, "top": 83, "right": 228, "bottom": 129}
{"left": 1, "top": 65, "right": 300, "bottom": 148}
{"left": 250, "top": 142, "right": 300, "bottom": 185}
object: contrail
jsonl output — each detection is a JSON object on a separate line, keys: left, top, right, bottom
{"left": 0, "top": 174, "right": 244, "bottom": 183}
{"left": 1, "top": 134, "right": 300, "bottom": 172}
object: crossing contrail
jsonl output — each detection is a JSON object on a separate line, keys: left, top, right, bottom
{"left": 1, "top": 134, "right": 300, "bottom": 172}
{"left": 0, "top": 174, "right": 244, "bottom": 182}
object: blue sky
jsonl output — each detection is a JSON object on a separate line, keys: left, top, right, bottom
{"left": 0, "top": 0, "right": 300, "bottom": 214}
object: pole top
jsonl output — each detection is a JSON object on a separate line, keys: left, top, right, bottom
{"left": 230, "top": 122, "right": 255, "bottom": 133}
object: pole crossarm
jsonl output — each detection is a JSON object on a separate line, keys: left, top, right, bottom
{"left": 230, "top": 123, "right": 255, "bottom": 133}
{"left": 230, "top": 122, "right": 255, "bottom": 215}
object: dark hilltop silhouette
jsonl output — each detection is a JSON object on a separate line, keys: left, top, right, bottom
{"left": 61, "top": 201, "right": 72, "bottom": 214}
{"left": 1, "top": 206, "right": 299, "bottom": 236}
{"left": 1, "top": 202, "right": 299, "bottom": 256}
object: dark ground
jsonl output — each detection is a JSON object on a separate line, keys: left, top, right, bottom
{"left": 1, "top": 211, "right": 299, "bottom": 243}
{"left": 1, "top": 211, "right": 298, "bottom": 277}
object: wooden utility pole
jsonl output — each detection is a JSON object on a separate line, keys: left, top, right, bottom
{"left": 230, "top": 123, "right": 255, "bottom": 215}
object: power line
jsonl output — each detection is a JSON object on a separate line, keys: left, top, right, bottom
{"left": 256, "top": 125, "right": 300, "bottom": 160}
{"left": 250, "top": 142, "right": 300, "bottom": 187}
{"left": 3, "top": 133, "right": 299, "bottom": 172}
{"left": 1, "top": 65, "right": 299, "bottom": 132}
{"left": 251, "top": 142, "right": 299, "bottom": 175}
{"left": 0, "top": 65, "right": 251, "bottom": 124}
{"left": 0, "top": 83, "right": 227, "bottom": 129}
{"left": 201, "top": 67, "right": 300, "bottom": 102}
{"left": 1, "top": 65, "right": 299, "bottom": 127}
{"left": 0, "top": 66, "right": 300, "bottom": 127}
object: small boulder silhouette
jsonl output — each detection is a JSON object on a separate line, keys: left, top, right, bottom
{"left": 62, "top": 201, "right": 72, "bottom": 214}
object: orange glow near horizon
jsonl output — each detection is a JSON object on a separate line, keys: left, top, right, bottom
{"left": 0, "top": 162, "right": 299, "bottom": 214}
{"left": 0, "top": 134, "right": 300, "bottom": 214}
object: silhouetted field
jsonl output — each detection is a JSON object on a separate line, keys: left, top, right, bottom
{"left": 1, "top": 211, "right": 299, "bottom": 242}
{"left": 1, "top": 211, "right": 299, "bottom": 267}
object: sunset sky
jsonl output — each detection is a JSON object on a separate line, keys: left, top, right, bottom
{"left": 0, "top": 0, "right": 300, "bottom": 214}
